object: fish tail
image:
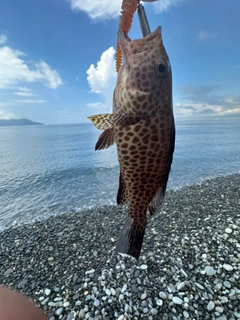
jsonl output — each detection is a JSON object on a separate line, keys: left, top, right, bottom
{"left": 116, "top": 215, "right": 146, "bottom": 260}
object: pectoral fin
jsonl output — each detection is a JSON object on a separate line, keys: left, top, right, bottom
{"left": 88, "top": 113, "right": 141, "bottom": 130}
{"left": 95, "top": 128, "right": 115, "bottom": 150}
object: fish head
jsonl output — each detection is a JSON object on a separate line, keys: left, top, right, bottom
{"left": 115, "top": 27, "right": 172, "bottom": 116}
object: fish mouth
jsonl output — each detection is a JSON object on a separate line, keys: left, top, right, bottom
{"left": 118, "top": 27, "right": 162, "bottom": 59}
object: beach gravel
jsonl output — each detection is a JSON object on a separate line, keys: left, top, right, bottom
{"left": 0, "top": 174, "right": 240, "bottom": 319}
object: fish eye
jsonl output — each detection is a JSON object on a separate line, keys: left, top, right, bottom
{"left": 155, "top": 59, "right": 169, "bottom": 78}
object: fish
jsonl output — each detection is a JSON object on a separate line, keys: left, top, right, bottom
{"left": 88, "top": 4, "right": 175, "bottom": 260}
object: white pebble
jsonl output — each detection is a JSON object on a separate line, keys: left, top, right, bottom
{"left": 54, "top": 297, "right": 62, "bottom": 302}
{"left": 225, "top": 227, "right": 232, "bottom": 233}
{"left": 63, "top": 301, "right": 70, "bottom": 307}
{"left": 207, "top": 300, "right": 215, "bottom": 311}
{"left": 55, "top": 307, "right": 64, "bottom": 316}
{"left": 140, "top": 264, "right": 148, "bottom": 270}
{"left": 183, "top": 311, "right": 189, "bottom": 318}
{"left": 93, "top": 299, "right": 100, "bottom": 307}
{"left": 156, "top": 299, "right": 163, "bottom": 306}
{"left": 110, "top": 288, "right": 116, "bottom": 295}
{"left": 223, "top": 263, "right": 233, "bottom": 271}
{"left": 172, "top": 297, "right": 183, "bottom": 305}
{"left": 151, "top": 308, "right": 158, "bottom": 315}
{"left": 180, "top": 269, "right": 188, "bottom": 277}
{"left": 121, "top": 284, "right": 127, "bottom": 293}
{"left": 141, "top": 293, "right": 147, "bottom": 300}
{"left": 216, "top": 306, "right": 224, "bottom": 313}
{"left": 48, "top": 302, "right": 56, "bottom": 307}
{"left": 159, "top": 291, "right": 167, "bottom": 299}
{"left": 177, "top": 282, "right": 185, "bottom": 290}
{"left": 85, "top": 268, "right": 95, "bottom": 275}
{"left": 205, "top": 266, "right": 216, "bottom": 276}
{"left": 105, "top": 289, "right": 111, "bottom": 296}
{"left": 45, "top": 288, "right": 51, "bottom": 296}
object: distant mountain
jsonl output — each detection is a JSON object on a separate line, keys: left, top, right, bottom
{"left": 0, "top": 119, "right": 44, "bottom": 126}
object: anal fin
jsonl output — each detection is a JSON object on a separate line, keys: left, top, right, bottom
{"left": 117, "top": 171, "right": 129, "bottom": 205}
{"left": 95, "top": 128, "right": 115, "bottom": 150}
{"left": 148, "top": 183, "right": 166, "bottom": 215}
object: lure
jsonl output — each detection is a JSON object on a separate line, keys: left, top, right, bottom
{"left": 116, "top": 0, "right": 158, "bottom": 72}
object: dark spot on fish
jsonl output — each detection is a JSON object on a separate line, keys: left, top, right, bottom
{"left": 121, "top": 143, "right": 128, "bottom": 149}
{"left": 142, "top": 81, "right": 150, "bottom": 87}
{"left": 142, "top": 102, "right": 148, "bottom": 110}
{"left": 151, "top": 135, "right": 159, "bottom": 142}
{"left": 143, "top": 134, "right": 150, "bottom": 141}
{"left": 133, "top": 125, "right": 141, "bottom": 132}
{"left": 132, "top": 136, "right": 140, "bottom": 144}
{"left": 126, "top": 101, "right": 131, "bottom": 109}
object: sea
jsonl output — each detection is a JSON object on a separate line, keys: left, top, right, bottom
{"left": 0, "top": 117, "right": 240, "bottom": 232}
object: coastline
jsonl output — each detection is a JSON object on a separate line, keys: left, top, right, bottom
{"left": 0, "top": 174, "right": 239, "bottom": 319}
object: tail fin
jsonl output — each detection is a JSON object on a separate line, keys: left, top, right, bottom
{"left": 115, "top": 216, "right": 146, "bottom": 260}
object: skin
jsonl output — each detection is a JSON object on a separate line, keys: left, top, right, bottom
{"left": 114, "top": 27, "right": 175, "bottom": 259}
{"left": 0, "top": 286, "right": 48, "bottom": 320}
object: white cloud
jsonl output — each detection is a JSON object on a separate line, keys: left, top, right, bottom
{"left": 175, "top": 84, "right": 240, "bottom": 117}
{"left": 68, "top": 0, "right": 186, "bottom": 19}
{"left": 18, "top": 87, "right": 32, "bottom": 92}
{"left": 0, "top": 46, "right": 63, "bottom": 89}
{"left": 86, "top": 46, "right": 117, "bottom": 110}
{"left": 87, "top": 102, "right": 106, "bottom": 109}
{"left": 14, "top": 91, "right": 34, "bottom": 96}
{"left": 11, "top": 99, "right": 47, "bottom": 104}
{"left": 0, "top": 110, "right": 16, "bottom": 119}
{"left": 0, "top": 34, "right": 7, "bottom": 45}
{"left": 69, "top": 0, "right": 121, "bottom": 20}
{"left": 153, "top": 0, "right": 188, "bottom": 12}
{"left": 197, "top": 30, "right": 218, "bottom": 42}
{"left": 14, "top": 87, "right": 36, "bottom": 96}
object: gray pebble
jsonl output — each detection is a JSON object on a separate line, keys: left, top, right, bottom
{"left": 159, "top": 291, "right": 167, "bottom": 299}
{"left": 93, "top": 299, "right": 100, "bottom": 307}
{"left": 55, "top": 307, "right": 64, "bottom": 316}
{"left": 207, "top": 300, "right": 215, "bottom": 311}
{"left": 172, "top": 297, "right": 183, "bottom": 305}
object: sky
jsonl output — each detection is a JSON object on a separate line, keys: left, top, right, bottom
{"left": 0, "top": 0, "right": 240, "bottom": 124}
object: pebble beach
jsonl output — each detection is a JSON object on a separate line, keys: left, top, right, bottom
{"left": 0, "top": 174, "right": 240, "bottom": 320}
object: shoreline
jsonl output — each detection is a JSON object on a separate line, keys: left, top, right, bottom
{"left": 0, "top": 174, "right": 240, "bottom": 319}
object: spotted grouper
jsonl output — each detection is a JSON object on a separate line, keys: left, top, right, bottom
{"left": 88, "top": 24, "right": 175, "bottom": 260}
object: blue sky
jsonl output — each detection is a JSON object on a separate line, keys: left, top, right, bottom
{"left": 0, "top": 0, "right": 240, "bottom": 124}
